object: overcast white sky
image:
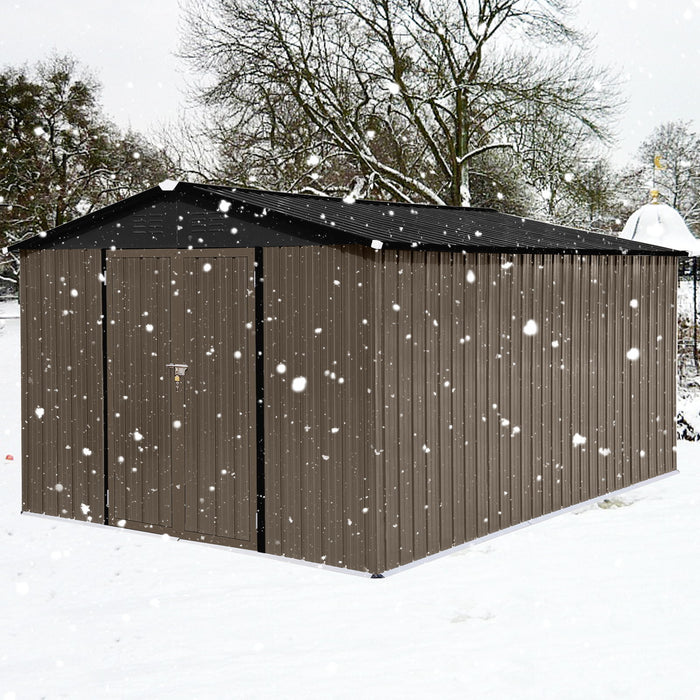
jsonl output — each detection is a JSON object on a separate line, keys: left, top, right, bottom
{"left": 1, "top": 0, "right": 698, "bottom": 168}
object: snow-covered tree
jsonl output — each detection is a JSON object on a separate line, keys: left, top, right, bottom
{"left": 180, "top": 0, "right": 619, "bottom": 208}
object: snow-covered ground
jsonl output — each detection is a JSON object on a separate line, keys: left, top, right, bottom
{"left": 2, "top": 313, "right": 700, "bottom": 699}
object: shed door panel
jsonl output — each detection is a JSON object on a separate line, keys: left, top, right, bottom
{"left": 106, "top": 250, "right": 256, "bottom": 548}
{"left": 106, "top": 254, "right": 173, "bottom": 528}
{"left": 180, "top": 254, "right": 256, "bottom": 542}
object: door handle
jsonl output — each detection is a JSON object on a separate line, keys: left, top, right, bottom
{"left": 166, "top": 363, "right": 188, "bottom": 389}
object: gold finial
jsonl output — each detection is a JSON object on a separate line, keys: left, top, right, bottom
{"left": 650, "top": 188, "right": 660, "bottom": 204}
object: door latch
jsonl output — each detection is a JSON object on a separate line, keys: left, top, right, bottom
{"left": 166, "top": 363, "right": 189, "bottom": 389}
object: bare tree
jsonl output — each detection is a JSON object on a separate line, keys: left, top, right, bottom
{"left": 180, "top": 0, "right": 620, "bottom": 206}
{"left": 566, "top": 158, "right": 621, "bottom": 232}
{"left": 152, "top": 112, "right": 222, "bottom": 183}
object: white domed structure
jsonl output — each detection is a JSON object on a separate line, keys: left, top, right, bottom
{"left": 621, "top": 197, "right": 700, "bottom": 256}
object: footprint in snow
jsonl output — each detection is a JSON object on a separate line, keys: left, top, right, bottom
{"left": 450, "top": 607, "right": 495, "bottom": 623}
{"left": 597, "top": 496, "right": 636, "bottom": 509}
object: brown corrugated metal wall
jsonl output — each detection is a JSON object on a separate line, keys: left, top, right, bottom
{"left": 20, "top": 249, "right": 105, "bottom": 521}
{"left": 263, "top": 246, "right": 376, "bottom": 570}
{"left": 20, "top": 243, "right": 677, "bottom": 574}
{"left": 371, "top": 252, "right": 677, "bottom": 572}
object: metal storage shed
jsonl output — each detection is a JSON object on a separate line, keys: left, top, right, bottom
{"left": 11, "top": 181, "right": 681, "bottom": 575}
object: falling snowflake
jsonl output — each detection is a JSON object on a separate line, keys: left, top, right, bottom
{"left": 523, "top": 319, "right": 538, "bottom": 336}
{"left": 291, "top": 376, "right": 307, "bottom": 392}
{"left": 276, "top": 363, "right": 287, "bottom": 374}
{"left": 626, "top": 348, "right": 640, "bottom": 361}
{"left": 572, "top": 433, "right": 587, "bottom": 446}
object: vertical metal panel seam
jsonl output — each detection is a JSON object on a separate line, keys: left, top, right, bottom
{"left": 101, "top": 249, "right": 109, "bottom": 524}
{"left": 255, "top": 247, "right": 266, "bottom": 552}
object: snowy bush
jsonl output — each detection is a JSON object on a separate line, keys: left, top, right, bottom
{"left": 677, "top": 277, "right": 700, "bottom": 441}
{"left": 678, "top": 281, "right": 696, "bottom": 373}
{"left": 677, "top": 390, "right": 700, "bottom": 441}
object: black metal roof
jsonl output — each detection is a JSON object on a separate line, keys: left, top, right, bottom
{"left": 8, "top": 181, "right": 686, "bottom": 255}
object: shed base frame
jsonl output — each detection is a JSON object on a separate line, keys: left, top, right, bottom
{"left": 20, "top": 469, "right": 678, "bottom": 577}
{"left": 373, "top": 469, "right": 679, "bottom": 577}
{"left": 378, "top": 469, "right": 679, "bottom": 577}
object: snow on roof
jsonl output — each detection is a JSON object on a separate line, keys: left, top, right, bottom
{"left": 158, "top": 179, "right": 179, "bottom": 191}
{"left": 621, "top": 202, "right": 700, "bottom": 256}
